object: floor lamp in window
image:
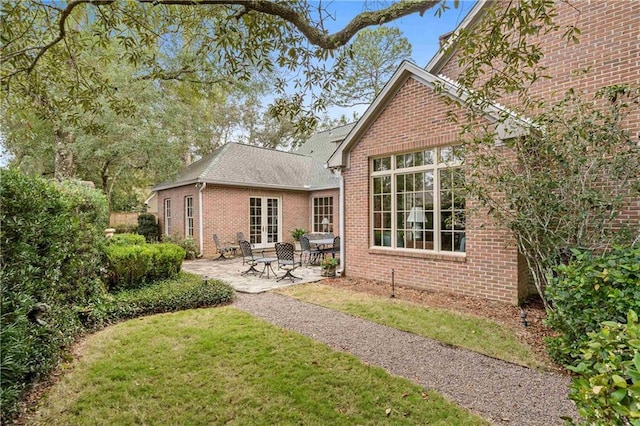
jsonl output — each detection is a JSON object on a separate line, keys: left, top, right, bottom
{"left": 406, "top": 207, "right": 425, "bottom": 245}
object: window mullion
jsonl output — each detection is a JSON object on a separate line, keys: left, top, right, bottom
{"left": 434, "top": 152, "right": 441, "bottom": 252}
{"left": 391, "top": 166, "right": 397, "bottom": 248}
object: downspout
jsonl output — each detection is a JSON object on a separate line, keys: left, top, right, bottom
{"left": 197, "top": 182, "right": 206, "bottom": 256}
{"left": 338, "top": 169, "right": 345, "bottom": 276}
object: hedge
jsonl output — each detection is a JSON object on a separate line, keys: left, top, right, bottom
{"left": 0, "top": 169, "right": 108, "bottom": 422}
{"left": 0, "top": 170, "right": 234, "bottom": 424}
{"left": 104, "top": 243, "right": 185, "bottom": 291}
{"left": 108, "top": 233, "right": 146, "bottom": 246}
{"left": 82, "top": 273, "right": 235, "bottom": 327}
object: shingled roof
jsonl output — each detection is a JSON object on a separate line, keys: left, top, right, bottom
{"left": 293, "top": 123, "right": 355, "bottom": 162}
{"left": 153, "top": 140, "right": 341, "bottom": 192}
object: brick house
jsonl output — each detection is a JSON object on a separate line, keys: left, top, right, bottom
{"left": 153, "top": 124, "right": 353, "bottom": 256}
{"left": 328, "top": 0, "right": 639, "bottom": 304}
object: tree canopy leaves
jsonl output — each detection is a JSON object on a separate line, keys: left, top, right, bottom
{"left": 331, "top": 26, "right": 412, "bottom": 107}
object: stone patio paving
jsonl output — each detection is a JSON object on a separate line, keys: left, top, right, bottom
{"left": 181, "top": 256, "right": 328, "bottom": 293}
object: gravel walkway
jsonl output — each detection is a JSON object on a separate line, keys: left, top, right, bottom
{"left": 234, "top": 292, "right": 578, "bottom": 425}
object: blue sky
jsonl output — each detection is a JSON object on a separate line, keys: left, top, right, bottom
{"left": 318, "top": 0, "right": 477, "bottom": 118}
{"left": 323, "top": 1, "right": 476, "bottom": 66}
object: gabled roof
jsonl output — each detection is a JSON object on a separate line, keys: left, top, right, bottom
{"left": 294, "top": 122, "right": 355, "bottom": 162}
{"left": 327, "top": 61, "right": 531, "bottom": 169}
{"left": 153, "top": 142, "right": 339, "bottom": 192}
{"left": 425, "top": 0, "right": 494, "bottom": 74}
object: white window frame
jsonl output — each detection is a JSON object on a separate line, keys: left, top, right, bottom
{"left": 370, "top": 145, "right": 465, "bottom": 253}
{"left": 313, "top": 197, "right": 333, "bottom": 233}
{"left": 164, "top": 199, "right": 172, "bottom": 236}
{"left": 249, "top": 196, "right": 282, "bottom": 248}
{"left": 185, "top": 196, "right": 194, "bottom": 237}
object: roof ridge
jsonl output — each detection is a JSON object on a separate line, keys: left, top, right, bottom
{"left": 315, "top": 122, "right": 356, "bottom": 134}
{"left": 231, "top": 141, "right": 313, "bottom": 158}
{"left": 200, "top": 143, "right": 231, "bottom": 179}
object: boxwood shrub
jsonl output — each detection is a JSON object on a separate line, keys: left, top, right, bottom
{"left": 545, "top": 246, "right": 640, "bottom": 365}
{"left": 104, "top": 243, "right": 185, "bottom": 291}
{"left": 109, "top": 233, "right": 146, "bottom": 246}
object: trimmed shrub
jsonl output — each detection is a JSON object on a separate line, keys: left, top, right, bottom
{"left": 113, "top": 223, "right": 138, "bottom": 234}
{"left": 83, "top": 273, "right": 234, "bottom": 327}
{"left": 545, "top": 246, "right": 640, "bottom": 365}
{"left": 104, "top": 243, "right": 185, "bottom": 291}
{"left": 149, "top": 243, "right": 185, "bottom": 281}
{"left": 137, "top": 213, "right": 159, "bottom": 242}
{"left": 567, "top": 311, "right": 640, "bottom": 425}
{"left": 0, "top": 169, "right": 108, "bottom": 422}
{"left": 108, "top": 233, "right": 146, "bottom": 246}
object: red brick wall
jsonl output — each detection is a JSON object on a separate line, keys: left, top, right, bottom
{"left": 436, "top": 0, "right": 639, "bottom": 296}
{"left": 310, "top": 189, "right": 341, "bottom": 235}
{"left": 157, "top": 185, "right": 197, "bottom": 239}
{"left": 157, "top": 184, "right": 327, "bottom": 257}
{"left": 440, "top": 1, "right": 640, "bottom": 132}
{"left": 343, "top": 78, "right": 523, "bottom": 304}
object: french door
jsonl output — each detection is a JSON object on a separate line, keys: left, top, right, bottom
{"left": 249, "top": 197, "right": 281, "bottom": 248}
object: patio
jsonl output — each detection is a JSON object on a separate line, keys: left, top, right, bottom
{"left": 182, "top": 256, "right": 330, "bottom": 293}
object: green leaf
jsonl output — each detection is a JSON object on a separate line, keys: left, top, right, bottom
{"left": 610, "top": 388, "right": 627, "bottom": 403}
{"left": 612, "top": 375, "right": 627, "bottom": 388}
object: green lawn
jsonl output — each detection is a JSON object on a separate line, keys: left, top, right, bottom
{"left": 277, "top": 283, "right": 545, "bottom": 369}
{"left": 30, "top": 307, "right": 488, "bottom": 425}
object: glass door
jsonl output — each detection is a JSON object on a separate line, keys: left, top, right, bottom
{"left": 249, "top": 197, "right": 280, "bottom": 248}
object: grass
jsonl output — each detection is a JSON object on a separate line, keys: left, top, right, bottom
{"left": 276, "top": 284, "right": 545, "bottom": 369}
{"left": 30, "top": 307, "right": 488, "bottom": 425}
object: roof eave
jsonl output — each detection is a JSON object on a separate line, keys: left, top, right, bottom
{"left": 327, "top": 62, "right": 533, "bottom": 169}
{"left": 425, "top": 0, "right": 495, "bottom": 74}
{"left": 152, "top": 178, "right": 200, "bottom": 192}
{"left": 328, "top": 61, "right": 421, "bottom": 168}
{"left": 154, "top": 178, "right": 338, "bottom": 193}
{"left": 329, "top": 62, "right": 468, "bottom": 168}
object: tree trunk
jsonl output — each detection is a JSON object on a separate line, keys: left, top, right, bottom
{"left": 54, "top": 127, "right": 76, "bottom": 180}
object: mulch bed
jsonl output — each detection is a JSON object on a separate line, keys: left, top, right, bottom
{"left": 322, "top": 276, "right": 564, "bottom": 372}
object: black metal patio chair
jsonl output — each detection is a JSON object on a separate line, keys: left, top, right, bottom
{"left": 275, "top": 242, "right": 302, "bottom": 282}
{"left": 299, "top": 235, "right": 323, "bottom": 265}
{"left": 238, "top": 240, "right": 268, "bottom": 275}
{"left": 213, "top": 234, "right": 235, "bottom": 261}
{"left": 320, "top": 235, "right": 340, "bottom": 258}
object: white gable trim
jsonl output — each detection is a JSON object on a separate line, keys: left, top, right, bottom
{"left": 327, "top": 61, "right": 531, "bottom": 169}
{"left": 425, "top": 0, "right": 494, "bottom": 74}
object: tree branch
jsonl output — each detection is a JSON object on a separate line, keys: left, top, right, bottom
{"left": 140, "top": 0, "right": 441, "bottom": 49}
{"left": 7, "top": 0, "right": 442, "bottom": 80}
{"left": 25, "top": 0, "right": 116, "bottom": 75}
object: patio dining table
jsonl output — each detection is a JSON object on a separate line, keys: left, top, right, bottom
{"left": 256, "top": 257, "right": 278, "bottom": 279}
{"left": 309, "top": 238, "right": 334, "bottom": 248}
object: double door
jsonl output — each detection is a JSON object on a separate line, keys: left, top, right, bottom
{"left": 249, "top": 197, "right": 280, "bottom": 248}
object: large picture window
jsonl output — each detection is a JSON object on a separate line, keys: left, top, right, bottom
{"left": 371, "top": 146, "right": 465, "bottom": 253}
{"left": 185, "top": 196, "right": 194, "bottom": 237}
{"left": 313, "top": 197, "right": 333, "bottom": 233}
{"left": 164, "top": 199, "right": 172, "bottom": 236}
